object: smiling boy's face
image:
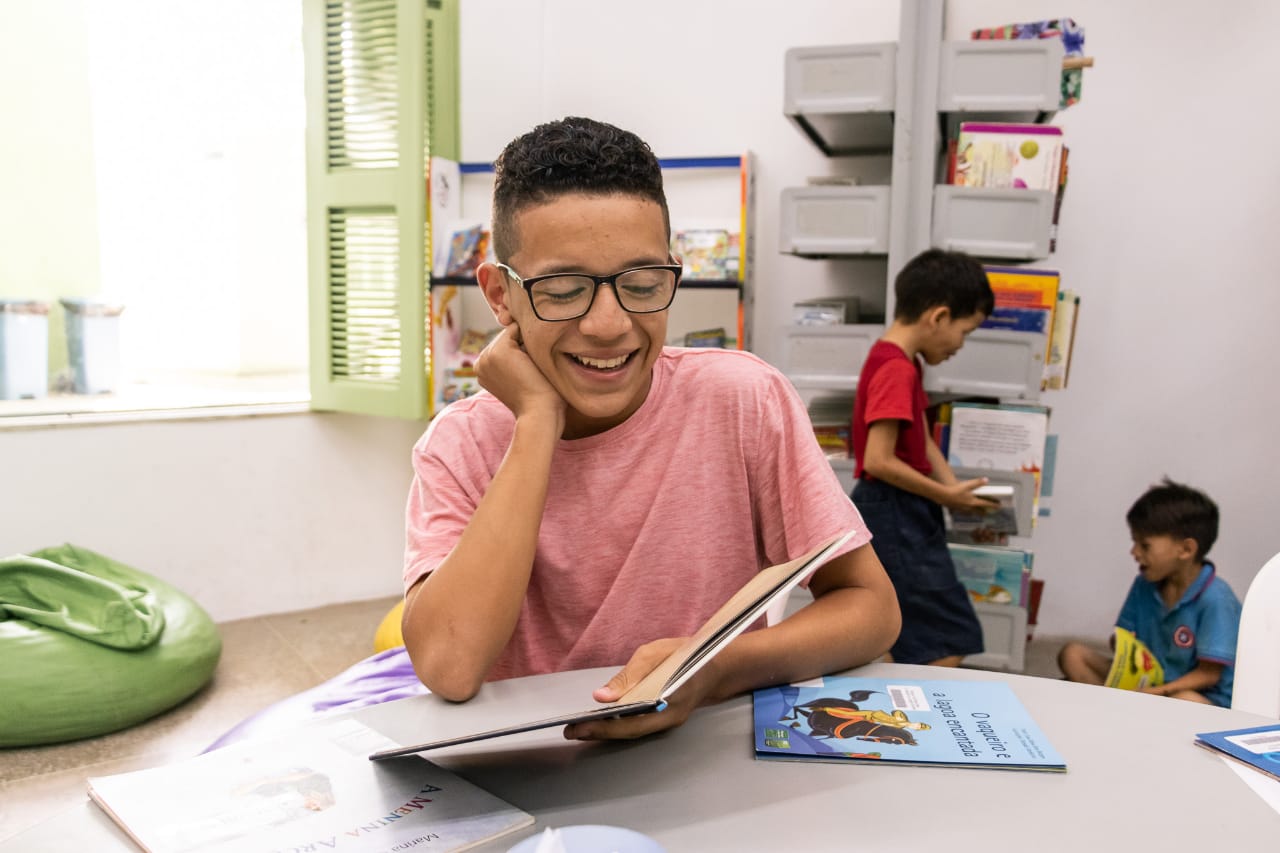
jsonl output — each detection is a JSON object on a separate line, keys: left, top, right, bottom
{"left": 492, "top": 192, "right": 672, "bottom": 439}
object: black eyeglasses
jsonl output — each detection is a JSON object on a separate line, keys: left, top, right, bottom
{"left": 495, "top": 262, "right": 682, "bottom": 322}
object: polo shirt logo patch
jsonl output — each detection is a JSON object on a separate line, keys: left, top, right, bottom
{"left": 1173, "top": 625, "right": 1195, "bottom": 648}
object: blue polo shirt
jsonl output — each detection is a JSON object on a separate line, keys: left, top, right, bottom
{"left": 1116, "top": 562, "right": 1241, "bottom": 707}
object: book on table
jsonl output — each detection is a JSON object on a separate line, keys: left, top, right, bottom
{"left": 86, "top": 718, "right": 533, "bottom": 853}
{"left": 753, "top": 675, "right": 1066, "bottom": 772}
{"left": 1194, "top": 724, "right": 1280, "bottom": 783}
{"left": 370, "top": 530, "right": 856, "bottom": 761}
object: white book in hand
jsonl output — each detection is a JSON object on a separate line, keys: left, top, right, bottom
{"left": 370, "top": 530, "right": 856, "bottom": 760}
{"left": 87, "top": 719, "right": 533, "bottom": 853}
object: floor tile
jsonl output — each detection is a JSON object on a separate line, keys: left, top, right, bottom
{"left": 262, "top": 594, "right": 401, "bottom": 681}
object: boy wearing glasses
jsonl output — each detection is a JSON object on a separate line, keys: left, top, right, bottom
{"left": 401, "top": 117, "right": 899, "bottom": 741}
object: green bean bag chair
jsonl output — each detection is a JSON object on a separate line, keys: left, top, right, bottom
{"left": 0, "top": 544, "right": 222, "bottom": 747}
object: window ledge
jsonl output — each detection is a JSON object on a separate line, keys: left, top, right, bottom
{"left": 0, "top": 377, "right": 312, "bottom": 430}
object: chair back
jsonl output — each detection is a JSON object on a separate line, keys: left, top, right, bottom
{"left": 1232, "top": 551, "right": 1280, "bottom": 718}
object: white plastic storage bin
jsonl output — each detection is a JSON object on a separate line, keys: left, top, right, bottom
{"left": 780, "top": 323, "right": 881, "bottom": 391}
{"left": 937, "top": 38, "right": 1065, "bottom": 118}
{"left": 0, "top": 300, "right": 50, "bottom": 400}
{"left": 780, "top": 185, "right": 890, "bottom": 256}
{"left": 60, "top": 299, "right": 125, "bottom": 394}
{"left": 965, "top": 601, "right": 1029, "bottom": 673}
{"left": 784, "top": 42, "right": 896, "bottom": 154}
{"left": 923, "top": 328, "right": 1045, "bottom": 401}
{"left": 931, "top": 185, "right": 1055, "bottom": 260}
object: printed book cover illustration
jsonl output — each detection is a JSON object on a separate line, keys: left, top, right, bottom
{"left": 949, "top": 544, "right": 1032, "bottom": 606}
{"left": 87, "top": 719, "right": 533, "bottom": 853}
{"left": 753, "top": 676, "right": 1066, "bottom": 772}
{"left": 1105, "top": 627, "right": 1164, "bottom": 691}
{"left": 1194, "top": 724, "right": 1280, "bottom": 783}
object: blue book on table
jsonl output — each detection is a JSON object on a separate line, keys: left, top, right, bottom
{"left": 1194, "top": 723, "right": 1280, "bottom": 782}
{"left": 754, "top": 676, "right": 1066, "bottom": 771}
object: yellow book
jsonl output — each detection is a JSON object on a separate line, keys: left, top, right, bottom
{"left": 1105, "top": 627, "right": 1165, "bottom": 690}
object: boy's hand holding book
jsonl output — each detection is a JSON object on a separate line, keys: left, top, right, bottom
{"left": 566, "top": 636, "right": 699, "bottom": 741}
{"left": 939, "top": 477, "right": 1002, "bottom": 512}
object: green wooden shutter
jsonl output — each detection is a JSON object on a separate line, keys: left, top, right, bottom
{"left": 304, "top": 0, "right": 459, "bottom": 418}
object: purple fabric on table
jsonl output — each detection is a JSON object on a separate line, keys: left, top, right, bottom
{"left": 202, "top": 646, "right": 428, "bottom": 753}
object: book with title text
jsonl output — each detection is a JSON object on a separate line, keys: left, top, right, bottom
{"left": 754, "top": 675, "right": 1065, "bottom": 771}
{"left": 87, "top": 719, "right": 533, "bottom": 853}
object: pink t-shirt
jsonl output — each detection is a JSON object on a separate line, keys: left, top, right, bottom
{"left": 403, "top": 347, "right": 870, "bottom": 681}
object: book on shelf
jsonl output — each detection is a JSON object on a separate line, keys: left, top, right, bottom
{"left": 1194, "top": 724, "right": 1280, "bottom": 784}
{"left": 753, "top": 675, "right": 1066, "bottom": 772}
{"left": 1044, "top": 290, "right": 1080, "bottom": 390}
{"left": 370, "top": 531, "right": 856, "bottom": 761}
{"left": 670, "top": 228, "right": 738, "bottom": 280}
{"left": 443, "top": 224, "right": 490, "bottom": 278}
{"left": 1105, "top": 627, "right": 1164, "bottom": 691}
{"left": 971, "top": 18, "right": 1087, "bottom": 110}
{"left": 981, "top": 304, "right": 1052, "bottom": 335}
{"left": 953, "top": 122, "right": 1065, "bottom": 192}
{"left": 683, "top": 327, "right": 728, "bottom": 348}
{"left": 947, "top": 402, "right": 1050, "bottom": 527}
{"left": 1049, "top": 145, "right": 1070, "bottom": 252}
{"left": 87, "top": 718, "right": 534, "bottom": 853}
{"left": 949, "top": 544, "right": 1033, "bottom": 607}
{"left": 983, "top": 266, "right": 1061, "bottom": 372}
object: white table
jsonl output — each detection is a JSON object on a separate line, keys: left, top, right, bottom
{"left": 7, "top": 663, "right": 1279, "bottom": 851}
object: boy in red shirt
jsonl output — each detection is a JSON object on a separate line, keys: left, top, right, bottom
{"left": 851, "top": 249, "right": 997, "bottom": 666}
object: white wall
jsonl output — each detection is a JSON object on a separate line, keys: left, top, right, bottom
{"left": 1, "top": 413, "right": 422, "bottom": 619}
{"left": 3, "top": 0, "right": 1278, "bottom": 638}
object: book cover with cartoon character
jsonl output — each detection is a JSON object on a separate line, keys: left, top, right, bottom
{"left": 754, "top": 676, "right": 1066, "bottom": 771}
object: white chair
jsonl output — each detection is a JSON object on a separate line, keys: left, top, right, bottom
{"left": 1232, "top": 551, "right": 1280, "bottom": 718}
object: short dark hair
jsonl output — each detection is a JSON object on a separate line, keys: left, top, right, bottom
{"left": 490, "top": 116, "right": 670, "bottom": 262}
{"left": 892, "top": 248, "right": 994, "bottom": 322}
{"left": 1126, "top": 477, "right": 1220, "bottom": 561}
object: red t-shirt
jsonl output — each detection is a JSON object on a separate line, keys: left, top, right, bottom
{"left": 852, "top": 340, "right": 932, "bottom": 480}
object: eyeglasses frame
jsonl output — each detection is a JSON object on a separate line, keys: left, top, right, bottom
{"left": 494, "top": 260, "right": 683, "bottom": 322}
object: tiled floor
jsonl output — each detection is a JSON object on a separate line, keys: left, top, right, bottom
{"left": 0, "top": 595, "right": 1080, "bottom": 844}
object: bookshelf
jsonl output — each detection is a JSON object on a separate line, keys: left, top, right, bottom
{"left": 779, "top": 2, "right": 1078, "bottom": 672}
{"left": 425, "top": 154, "right": 755, "bottom": 417}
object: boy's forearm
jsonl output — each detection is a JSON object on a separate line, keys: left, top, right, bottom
{"left": 404, "top": 414, "right": 560, "bottom": 700}
{"left": 1153, "top": 661, "right": 1224, "bottom": 697}
{"left": 863, "top": 454, "right": 951, "bottom": 505}
{"left": 699, "top": 548, "right": 900, "bottom": 705}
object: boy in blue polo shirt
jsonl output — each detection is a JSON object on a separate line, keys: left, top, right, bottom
{"left": 1058, "top": 478, "right": 1240, "bottom": 706}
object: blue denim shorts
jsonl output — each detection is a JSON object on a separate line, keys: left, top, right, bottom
{"left": 852, "top": 478, "right": 984, "bottom": 664}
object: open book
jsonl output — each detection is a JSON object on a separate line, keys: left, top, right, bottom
{"left": 370, "top": 530, "right": 855, "bottom": 761}
{"left": 87, "top": 719, "right": 533, "bottom": 853}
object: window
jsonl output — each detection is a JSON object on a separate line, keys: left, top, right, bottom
{"left": 1, "top": 0, "right": 312, "bottom": 422}
{"left": 3, "top": 0, "right": 460, "bottom": 425}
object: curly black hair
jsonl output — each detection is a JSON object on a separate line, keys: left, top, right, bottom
{"left": 893, "top": 248, "right": 995, "bottom": 322}
{"left": 490, "top": 116, "right": 670, "bottom": 261}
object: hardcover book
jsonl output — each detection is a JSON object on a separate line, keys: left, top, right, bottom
{"left": 87, "top": 719, "right": 533, "bottom": 853}
{"left": 1194, "top": 724, "right": 1280, "bottom": 783}
{"left": 754, "top": 675, "right": 1066, "bottom": 771}
{"left": 371, "top": 531, "right": 856, "bottom": 760}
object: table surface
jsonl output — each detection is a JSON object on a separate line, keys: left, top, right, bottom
{"left": 8, "top": 662, "right": 1279, "bottom": 852}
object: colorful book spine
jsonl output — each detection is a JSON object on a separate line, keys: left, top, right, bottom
{"left": 1044, "top": 290, "right": 1079, "bottom": 390}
